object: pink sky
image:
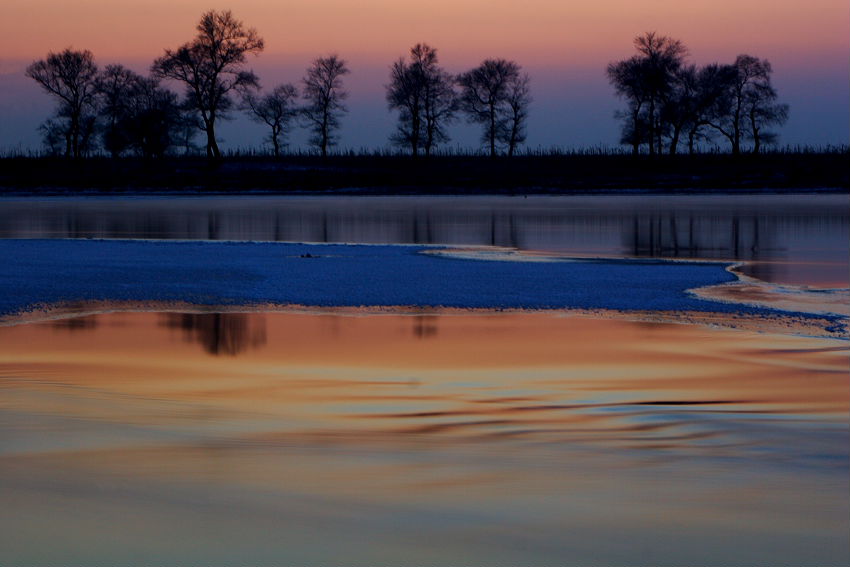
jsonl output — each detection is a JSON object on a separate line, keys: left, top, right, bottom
{"left": 2, "top": 0, "right": 847, "bottom": 64}
{"left": 1, "top": 0, "right": 847, "bottom": 151}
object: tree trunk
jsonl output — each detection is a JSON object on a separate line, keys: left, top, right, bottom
{"left": 750, "top": 112, "right": 761, "bottom": 154}
{"left": 70, "top": 112, "right": 80, "bottom": 158}
{"left": 669, "top": 125, "right": 681, "bottom": 155}
{"left": 489, "top": 105, "right": 497, "bottom": 157}
{"left": 507, "top": 125, "right": 517, "bottom": 157}
{"left": 272, "top": 129, "right": 280, "bottom": 157}
{"left": 656, "top": 117, "right": 663, "bottom": 155}
{"left": 321, "top": 109, "right": 329, "bottom": 158}
{"left": 731, "top": 102, "right": 742, "bottom": 155}
{"left": 64, "top": 128, "right": 73, "bottom": 158}
{"left": 204, "top": 116, "right": 220, "bottom": 159}
{"left": 423, "top": 116, "right": 430, "bottom": 156}
{"left": 631, "top": 110, "right": 639, "bottom": 155}
{"left": 647, "top": 99, "right": 656, "bottom": 156}
{"left": 411, "top": 113, "right": 420, "bottom": 157}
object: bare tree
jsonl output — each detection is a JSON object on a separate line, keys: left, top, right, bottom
{"left": 152, "top": 10, "right": 264, "bottom": 159}
{"left": 683, "top": 63, "right": 738, "bottom": 154}
{"left": 607, "top": 32, "right": 687, "bottom": 155}
{"left": 386, "top": 43, "right": 456, "bottom": 157}
{"left": 422, "top": 63, "right": 457, "bottom": 156}
{"left": 707, "top": 54, "right": 784, "bottom": 155}
{"left": 95, "top": 65, "right": 182, "bottom": 158}
{"left": 242, "top": 84, "right": 299, "bottom": 156}
{"left": 458, "top": 59, "right": 527, "bottom": 156}
{"left": 174, "top": 112, "right": 202, "bottom": 155}
{"left": 387, "top": 55, "right": 424, "bottom": 156}
{"left": 26, "top": 48, "right": 99, "bottom": 158}
{"left": 302, "top": 55, "right": 349, "bottom": 156}
{"left": 39, "top": 119, "right": 66, "bottom": 156}
{"left": 500, "top": 72, "right": 531, "bottom": 156}
{"left": 633, "top": 32, "right": 687, "bottom": 155}
{"left": 96, "top": 64, "right": 144, "bottom": 157}
{"left": 742, "top": 64, "right": 788, "bottom": 154}
{"left": 607, "top": 56, "right": 648, "bottom": 154}
{"left": 123, "top": 78, "right": 182, "bottom": 158}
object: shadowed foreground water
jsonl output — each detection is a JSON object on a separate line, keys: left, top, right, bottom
{"left": 1, "top": 311, "right": 847, "bottom": 565}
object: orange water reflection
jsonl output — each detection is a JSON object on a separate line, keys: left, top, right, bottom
{"left": 0, "top": 311, "right": 847, "bottom": 564}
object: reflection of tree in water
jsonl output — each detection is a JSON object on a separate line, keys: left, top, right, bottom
{"left": 50, "top": 315, "right": 98, "bottom": 331}
{"left": 624, "top": 214, "right": 779, "bottom": 280}
{"left": 159, "top": 312, "right": 267, "bottom": 356}
{"left": 412, "top": 315, "right": 438, "bottom": 339}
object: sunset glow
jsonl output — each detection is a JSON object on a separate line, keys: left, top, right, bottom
{"left": 1, "top": 0, "right": 847, "bottom": 151}
{"left": 3, "top": 0, "right": 847, "bottom": 64}
{"left": 0, "top": 1, "right": 848, "bottom": 562}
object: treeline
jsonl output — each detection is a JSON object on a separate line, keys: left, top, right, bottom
{"left": 23, "top": 10, "right": 786, "bottom": 160}
{"left": 24, "top": 10, "right": 530, "bottom": 160}
{"left": 607, "top": 32, "right": 788, "bottom": 155}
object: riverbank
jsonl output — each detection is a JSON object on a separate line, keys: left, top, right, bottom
{"left": 1, "top": 152, "right": 847, "bottom": 194}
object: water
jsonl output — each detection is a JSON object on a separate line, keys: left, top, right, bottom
{"left": 1, "top": 312, "right": 847, "bottom": 565}
{"left": 1, "top": 194, "right": 847, "bottom": 286}
{"left": 0, "top": 194, "right": 847, "bottom": 565}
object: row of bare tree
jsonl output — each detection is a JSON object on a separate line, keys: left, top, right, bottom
{"left": 25, "top": 11, "right": 348, "bottom": 159}
{"left": 24, "top": 12, "right": 788, "bottom": 159}
{"left": 607, "top": 32, "right": 789, "bottom": 155}
{"left": 387, "top": 44, "right": 530, "bottom": 157}
{"left": 25, "top": 10, "right": 531, "bottom": 159}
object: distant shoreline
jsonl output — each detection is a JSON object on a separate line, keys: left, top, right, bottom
{"left": 1, "top": 152, "right": 847, "bottom": 195}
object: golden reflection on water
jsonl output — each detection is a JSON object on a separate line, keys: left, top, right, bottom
{"left": 0, "top": 311, "right": 848, "bottom": 564}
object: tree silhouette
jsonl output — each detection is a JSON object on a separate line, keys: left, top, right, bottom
{"left": 26, "top": 48, "right": 99, "bottom": 158}
{"left": 94, "top": 65, "right": 182, "bottom": 158}
{"left": 682, "top": 63, "right": 738, "bottom": 154}
{"left": 607, "top": 56, "right": 648, "bottom": 154}
{"left": 95, "top": 65, "right": 139, "bottom": 157}
{"left": 606, "top": 34, "right": 788, "bottom": 154}
{"left": 458, "top": 59, "right": 529, "bottom": 156}
{"left": 744, "top": 77, "right": 788, "bottom": 154}
{"left": 607, "top": 32, "right": 687, "bottom": 156}
{"left": 123, "top": 77, "right": 183, "bottom": 158}
{"left": 500, "top": 71, "right": 531, "bottom": 156}
{"left": 386, "top": 43, "right": 456, "bottom": 157}
{"left": 661, "top": 63, "right": 733, "bottom": 155}
{"left": 302, "top": 55, "right": 349, "bottom": 157}
{"left": 151, "top": 10, "right": 264, "bottom": 159}
{"left": 242, "top": 84, "right": 300, "bottom": 157}
{"left": 705, "top": 55, "right": 788, "bottom": 155}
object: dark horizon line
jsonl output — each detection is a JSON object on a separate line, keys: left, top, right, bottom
{"left": 1, "top": 142, "right": 847, "bottom": 160}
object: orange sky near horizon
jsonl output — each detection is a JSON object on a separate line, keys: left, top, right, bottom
{"left": 2, "top": 0, "right": 847, "bottom": 69}
{"left": 1, "top": 0, "right": 847, "bottom": 150}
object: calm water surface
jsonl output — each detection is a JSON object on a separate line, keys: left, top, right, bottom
{"left": 1, "top": 194, "right": 847, "bottom": 286}
{"left": 0, "top": 194, "right": 848, "bottom": 564}
{"left": 0, "top": 311, "right": 847, "bottom": 565}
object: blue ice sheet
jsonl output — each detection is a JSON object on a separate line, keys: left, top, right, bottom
{"left": 0, "top": 239, "right": 790, "bottom": 317}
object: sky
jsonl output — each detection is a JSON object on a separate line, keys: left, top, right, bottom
{"left": 0, "top": 0, "right": 847, "bottom": 153}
